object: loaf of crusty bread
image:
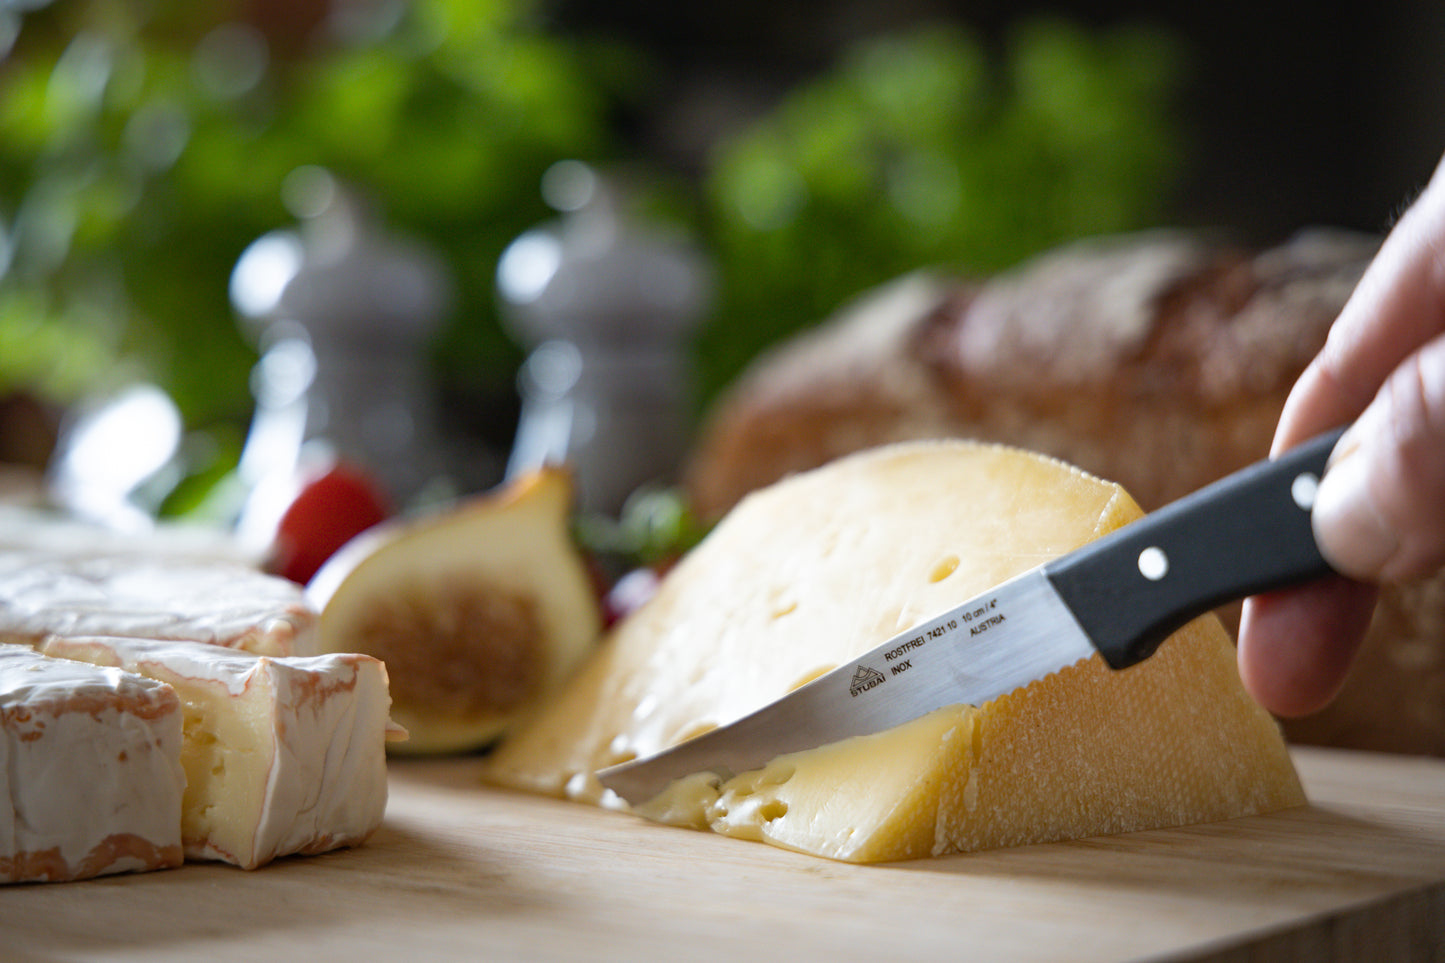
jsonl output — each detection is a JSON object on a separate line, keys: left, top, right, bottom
{"left": 687, "top": 229, "right": 1375, "bottom": 518}
{"left": 683, "top": 228, "right": 1445, "bottom": 757}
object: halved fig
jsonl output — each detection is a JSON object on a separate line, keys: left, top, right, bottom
{"left": 307, "top": 468, "right": 603, "bottom": 754}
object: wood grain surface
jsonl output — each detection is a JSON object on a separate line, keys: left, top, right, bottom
{"left": 5, "top": 747, "right": 1445, "bottom": 962}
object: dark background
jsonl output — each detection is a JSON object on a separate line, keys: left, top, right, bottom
{"left": 551, "top": 0, "right": 1445, "bottom": 240}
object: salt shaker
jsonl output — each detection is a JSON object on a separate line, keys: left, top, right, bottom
{"left": 498, "top": 161, "right": 712, "bottom": 516}
{"left": 229, "top": 170, "right": 451, "bottom": 542}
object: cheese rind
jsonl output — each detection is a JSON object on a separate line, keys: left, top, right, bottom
{"left": 1, "top": 643, "right": 185, "bottom": 883}
{"left": 484, "top": 439, "right": 1305, "bottom": 862}
{"left": 0, "top": 552, "right": 316, "bottom": 656}
{"left": 41, "top": 635, "right": 392, "bottom": 869}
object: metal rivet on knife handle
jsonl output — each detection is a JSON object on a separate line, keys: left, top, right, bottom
{"left": 1043, "top": 427, "right": 1346, "bottom": 672}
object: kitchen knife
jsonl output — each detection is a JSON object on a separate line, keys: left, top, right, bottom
{"left": 597, "top": 427, "right": 1345, "bottom": 806}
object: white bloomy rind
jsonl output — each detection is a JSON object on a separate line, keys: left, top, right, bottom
{"left": 1, "top": 643, "right": 185, "bottom": 882}
{"left": 41, "top": 635, "right": 392, "bottom": 869}
{"left": 0, "top": 551, "right": 317, "bottom": 656}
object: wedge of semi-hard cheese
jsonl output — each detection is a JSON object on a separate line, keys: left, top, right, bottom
{"left": 483, "top": 439, "right": 1306, "bottom": 863}
{"left": 41, "top": 635, "right": 394, "bottom": 869}
{"left": 0, "top": 551, "right": 316, "bottom": 656}
{"left": 1, "top": 643, "right": 185, "bottom": 883}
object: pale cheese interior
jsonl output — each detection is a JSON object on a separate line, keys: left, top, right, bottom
{"left": 171, "top": 665, "right": 271, "bottom": 865}
{"left": 483, "top": 439, "right": 1305, "bottom": 862}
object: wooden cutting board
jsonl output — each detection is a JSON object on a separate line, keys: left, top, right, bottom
{"left": 5, "top": 746, "right": 1445, "bottom": 962}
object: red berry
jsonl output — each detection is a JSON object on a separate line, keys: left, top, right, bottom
{"left": 602, "top": 566, "right": 663, "bottom": 626}
{"left": 272, "top": 463, "right": 391, "bottom": 585}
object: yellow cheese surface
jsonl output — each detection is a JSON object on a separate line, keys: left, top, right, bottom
{"left": 483, "top": 440, "right": 1304, "bottom": 862}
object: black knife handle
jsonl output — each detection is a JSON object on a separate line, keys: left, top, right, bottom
{"left": 1044, "top": 427, "right": 1346, "bottom": 671}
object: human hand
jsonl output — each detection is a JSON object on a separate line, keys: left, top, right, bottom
{"left": 1238, "top": 151, "right": 1445, "bottom": 718}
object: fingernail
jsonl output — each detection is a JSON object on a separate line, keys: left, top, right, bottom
{"left": 1312, "top": 439, "right": 1398, "bottom": 580}
{"left": 1325, "top": 420, "right": 1365, "bottom": 470}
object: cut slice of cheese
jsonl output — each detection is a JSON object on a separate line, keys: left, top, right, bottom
{"left": 483, "top": 439, "right": 1305, "bottom": 862}
{"left": 0, "top": 551, "right": 317, "bottom": 656}
{"left": 1, "top": 643, "right": 185, "bottom": 883}
{"left": 41, "top": 635, "right": 394, "bottom": 869}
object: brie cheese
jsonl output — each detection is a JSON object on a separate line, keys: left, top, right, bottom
{"left": 42, "top": 635, "right": 393, "bottom": 869}
{"left": 0, "top": 551, "right": 316, "bottom": 656}
{"left": 1, "top": 643, "right": 185, "bottom": 883}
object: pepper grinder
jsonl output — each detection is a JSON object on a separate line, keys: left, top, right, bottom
{"left": 497, "top": 162, "right": 712, "bottom": 516}
{"left": 229, "top": 170, "right": 452, "bottom": 543}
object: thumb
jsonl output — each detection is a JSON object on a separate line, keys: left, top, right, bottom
{"left": 1312, "top": 331, "right": 1445, "bottom": 583}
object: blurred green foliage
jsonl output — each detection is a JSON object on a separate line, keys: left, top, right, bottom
{"left": 0, "top": 2, "right": 1187, "bottom": 498}
{"left": 573, "top": 482, "right": 710, "bottom": 576}
{"left": 696, "top": 18, "right": 1187, "bottom": 402}
{"left": 0, "top": 0, "right": 632, "bottom": 428}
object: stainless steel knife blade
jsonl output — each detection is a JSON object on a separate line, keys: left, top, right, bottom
{"left": 597, "top": 427, "right": 1345, "bottom": 807}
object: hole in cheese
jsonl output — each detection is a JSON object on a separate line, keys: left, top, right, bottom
{"left": 929, "top": 555, "right": 960, "bottom": 583}
{"left": 757, "top": 799, "right": 788, "bottom": 822}
{"left": 604, "top": 735, "right": 636, "bottom": 767}
{"left": 674, "top": 721, "right": 718, "bottom": 744}
{"left": 787, "top": 666, "right": 835, "bottom": 692}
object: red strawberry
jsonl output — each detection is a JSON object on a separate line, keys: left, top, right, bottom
{"left": 272, "top": 463, "right": 391, "bottom": 585}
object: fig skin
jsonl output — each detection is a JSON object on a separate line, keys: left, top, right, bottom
{"left": 307, "top": 468, "right": 604, "bottom": 754}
